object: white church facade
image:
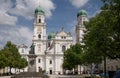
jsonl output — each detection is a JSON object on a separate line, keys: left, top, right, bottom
{"left": 18, "top": 6, "right": 88, "bottom": 75}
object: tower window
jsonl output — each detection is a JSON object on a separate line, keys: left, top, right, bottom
{"left": 38, "top": 34, "right": 41, "bottom": 39}
{"left": 50, "top": 69, "right": 52, "bottom": 74}
{"left": 50, "top": 60, "right": 52, "bottom": 64}
{"left": 62, "top": 45, "right": 66, "bottom": 52}
{"left": 39, "top": 19, "right": 41, "bottom": 23}
{"left": 38, "top": 59, "right": 41, "bottom": 63}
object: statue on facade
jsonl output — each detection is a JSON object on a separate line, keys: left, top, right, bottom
{"left": 29, "top": 43, "right": 35, "bottom": 54}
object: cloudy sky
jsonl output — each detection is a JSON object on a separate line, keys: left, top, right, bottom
{"left": 0, "top": 0, "right": 103, "bottom": 48}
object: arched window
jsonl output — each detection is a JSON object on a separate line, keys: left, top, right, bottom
{"left": 39, "top": 19, "right": 41, "bottom": 23}
{"left": 38, "top": 34, "right": 41, "bottom": 39}
{"left": 62, "top": 45, "right": 66, "bottom": 52}
{"left": 50, "top": 60, "right": 52, "bottom": 64}
{"left": 38, "top": 59, "right": 41, "bottom": 63}
{"left": 50, "top": 69, "right": 52, "bottom": 74}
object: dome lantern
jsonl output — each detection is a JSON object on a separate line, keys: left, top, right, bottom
{"left": 35, "top": 6, "right": 45, "bottom": 15}
{"left": 77, "top": 10, "right": 87, "bottom": 17}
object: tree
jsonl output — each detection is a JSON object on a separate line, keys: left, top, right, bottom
{"left": 3, "top": 41, "right": 21, "bottom": 73}
{"left": 83, "top": 0, "right": 120, "bottom": 63}
{"left": 0, "top": 50, "right": 8, "bottom": 69}
{"left": 63, "top": 44, "right": 84, "bottom": 73}
{"left": 18, "top": 58, "right": 28, "bottom": 71}
{"left": 0, "top": 41, "right": 28, "bottom": 74}
{"left": 82, "top": 0, "right": 120, "bottom": 77}
{"left": 100, "top": 0, "right": 120, "bottom": 59}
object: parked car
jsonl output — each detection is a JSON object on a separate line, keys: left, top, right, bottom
{"left": 114, "top": 70, "right": 120, "bottom": 78}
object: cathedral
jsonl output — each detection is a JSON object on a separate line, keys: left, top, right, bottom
{"left": 18, "top": 6, "right": 88, "bottom": 75}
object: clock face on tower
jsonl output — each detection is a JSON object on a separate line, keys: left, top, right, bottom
{"left": 37, "top": 27, "right": 42, "bottom": 32}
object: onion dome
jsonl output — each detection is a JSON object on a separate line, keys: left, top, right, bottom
{"left": 48, "top": 32, "right": 55, "bottom": 40}
{"left": 35, "top": 6, "right": 45, "bottom": 15}
{"left": 77, "top": 9, "right": 87, "bottom": 17}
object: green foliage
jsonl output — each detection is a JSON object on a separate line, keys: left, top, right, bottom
{"left": 0, "top": 51, "right": 8, "bottom": 68}
{"left": 101, "top": 0, "right": 120, "bottom": 59}
{"left": 0, "top": 41, "right": 28, "bottom": 71}
{"left": 83, "top": 0, "right": 120, "bottom": 64}
{"left": 63, "top": 44, "right": 83, "bottom": 70}
{"left": 17, "top": 58, "right": 28, "bottom": 69}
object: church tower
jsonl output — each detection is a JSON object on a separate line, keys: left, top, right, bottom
{"left": 76, "top": 10, "right": 88, "bottom": 44}
{"left": 33, "top": 6, "right": 46, "bottom": 54}
{"left": 32, "top": 6, "right": 47, "bottom": 72}
{"left": 33, "top": 6, "right": 46, "bottom": 41}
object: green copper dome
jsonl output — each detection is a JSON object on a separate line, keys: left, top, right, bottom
{"left": 35, "top": 6, "right": 45, "bottom": 15}
{"left": 77, "top": 10, "right": 87, "bottom": 17}
{"left": 48, "top": 32, "right": 55, "bottom": 40}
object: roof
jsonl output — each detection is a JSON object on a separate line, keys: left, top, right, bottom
{"left": 77, "top": 9, "right": 87, "bottom": 17}
{"left": 18, "top": 44, "right": 28, "bottom": 48}
{"left": 48, "top": 32, "right": 56, "bottom": 40}
{"left": 35, "top": 6, "right": 45, "bottom": 15}
{"left": 56, "top": 28, "right": 72, "bottom": 37}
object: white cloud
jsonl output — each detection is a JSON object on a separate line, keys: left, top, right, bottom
{"left": 0, "top": 0, "right": 17, "bottom": 26}
{"left": 0, "top": 12, "right": 17, "bottom": 26}
{"left": 0, "top": 0, "right": 55, "bottom": 48}
{"left": 0, "top": 26, "right": 33, "bottom": 48}
{"left": 69, "top": 0, "right": 89, "bottom": 8}
{"left": 9, "top": 0, "right": 55, "bottom": 19}
{"left": 0, "top": 0, "right": 55, "bottom": 26}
